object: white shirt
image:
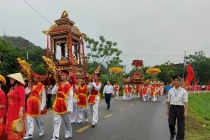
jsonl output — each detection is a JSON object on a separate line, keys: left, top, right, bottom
{"left": 88, "top": 81, "right": 102, "bottom": 92}
{"left": 103, "top": 85, "right": 114, "bottom": 94}
{"left": 167, "top": 87, "right": 188, "bottom": 106}
{"left": 47, "top": 87, "right": 52, "bottom": 94}
{"left": 73, "top": 84, "right": 78, "bottom": 103}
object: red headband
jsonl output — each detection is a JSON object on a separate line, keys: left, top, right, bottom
{"left": 94, "top": 74, "right": 99, "bottom": 78}
{"left": 34, "top": 73, "right": 41, "bottom": 79}
{"left": 61, "top": 72, "right": 68, "bottom": 76}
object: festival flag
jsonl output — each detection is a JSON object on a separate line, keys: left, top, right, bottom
{"left": 186, "top": 62, "right": 195, "bottom": 85}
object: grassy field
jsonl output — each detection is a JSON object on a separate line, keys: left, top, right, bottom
{"left": 185, "top": 92, "right": 210, "bottom": 140}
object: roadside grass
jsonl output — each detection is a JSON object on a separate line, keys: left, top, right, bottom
{"left": 186, "top": 92, "right": 210, "bottom": 140}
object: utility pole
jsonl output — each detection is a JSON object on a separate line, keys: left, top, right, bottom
{"left": 27, "top": 51, "right": 29, "bottom": 60}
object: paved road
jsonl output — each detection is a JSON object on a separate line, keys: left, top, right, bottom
{"left": 31, "top": 96, "right": 170, "bottom": 140}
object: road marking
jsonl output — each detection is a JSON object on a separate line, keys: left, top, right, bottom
{"left": 120, "top": 108, "right": 125, "bottom": 110}
{"left": 130, "top": 104, "right": 134, "bottom": 106}
{"left": 104, "top": 114, "right": 112, "bottom": 118}
{"left": 76, "top": 125, "right": 92, "bottom": 132}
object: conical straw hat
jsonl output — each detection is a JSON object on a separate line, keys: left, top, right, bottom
{"left": 0, "top": 74, "right": 6, "bottom": 85}
{"left": 7, "top": 73, "right": 25, "bottom": 85}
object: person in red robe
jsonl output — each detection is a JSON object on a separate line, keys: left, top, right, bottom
{"left": 88, "top": 73, "right": 102, "bottom": 127}
{"left": 151, "top": 81, "right": 160, "bottom": 101}
{"left": 0, "top": 75, "right": 7, "bottom": 123}
{"left": 23, "top": 73, "right": 46, "bottom": 139}
{"left": 5, "top": 73, "right": 26, "bottom": 140}
{"left": 128, "top": 83, "right": 133, "bottom": 100}
{"left": 69, "top": 75, "right": 78, "bottom": 123}
{"left": 113, "top": 82, "right": 119, "bottom": 100}
{"left": 123, "top": 83, "right": 128, "bottom": 100}
{"left": 141, "top": 82, "right": 148, "bottom": 102}
{"left": 0, "top": 74, "right": 7, "bottom": 140}
{"left": 136, "top": 83, "right": 141, "bottom": 99}
{"left": 77, "top": 79, "right": 89, "bottom": 123}
{"left": 51, "top": 70, "right": 73, "bottom": 140}
{"left": 159, "top": 82, "right": 164, "bottom": 95}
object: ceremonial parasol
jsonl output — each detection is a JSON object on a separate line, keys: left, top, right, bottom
{"left": 109, "top": 67, "right": 124, "bottom": 84}
{"left": 109, "top": 67, "right": 124, "bottom": 73}
{"left": 146, "top": 68, "right": 161, "bottom": 79}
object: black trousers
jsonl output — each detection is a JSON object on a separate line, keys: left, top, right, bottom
{"left": 46, "top": 94, "right": 52, "bottom": 109}
{"left": 105, "top": 93, "right": 112, "bottom": 108}
{"left": 168, "top": 105, "right": 185, "bottom": 140}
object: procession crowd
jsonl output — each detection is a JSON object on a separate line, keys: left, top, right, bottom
{"left": 0, "top": 71, "right": 192, "bottom": 140}
{"left": 183, "top": 84, "right": 210, "bottom": 92}
{"left": 0, "top": 70, "right": 102, "bottom": 140}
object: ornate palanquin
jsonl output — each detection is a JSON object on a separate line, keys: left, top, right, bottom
{"left": 130, "top": 60, "right": 144, "bottom": 84}
{"left": 123, "top": 60, "right": 144, "bottom": 84}
{"left": 43, "top": 11, "right": 87, "bottom": 82}
{"left": 130, "top": 69, "right": 144, "bottom": 84}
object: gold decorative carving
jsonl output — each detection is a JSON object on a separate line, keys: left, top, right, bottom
{"left": 42, "top": 25, "right": 56, "bottom": 35}
{"left": 42, "top": 56, "right": 59, "bottom": 82}
{"left": 17, "top": 58, "right": 33, "bottom": 83}
{"left": 61, "top": 10, "right": 68, "bottom": 18}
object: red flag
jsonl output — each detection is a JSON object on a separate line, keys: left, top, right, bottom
{"left": 186, "top": 63, "right": 195, "bottom": 85}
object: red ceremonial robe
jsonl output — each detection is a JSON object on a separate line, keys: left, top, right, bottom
{"left": 77, "top": 84, "right": 88, "bottom": 108}
{"left": 53, "top": 83, "right": 72, "bottom": 114}
{"left": 26, "top": 83, "right": 45, "bottom": 116}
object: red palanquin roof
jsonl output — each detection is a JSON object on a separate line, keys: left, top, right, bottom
{"left": 131, "top": 60, "right": 143, "bottom": 67}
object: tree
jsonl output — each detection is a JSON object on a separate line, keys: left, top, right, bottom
{"left": 0, "top": 37, "right": 23, "bottom": 75}
{"left": 84, "top": 36, "right": 123, "bottom": 68}
{"left": 86, "top": 61, "right": 107, "bottom": 75}
{"left": 185, "top": 51, "right": 210, "bottom": 85}
{"left": 156, "top": 61, "right": 176, "bottom": 84}
{"left": 1, "top": 36, "right": 46, "bottom": 75}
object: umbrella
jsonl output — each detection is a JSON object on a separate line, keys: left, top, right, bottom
{"left": 146, "top": 68, "right": 161, "bottom": 75}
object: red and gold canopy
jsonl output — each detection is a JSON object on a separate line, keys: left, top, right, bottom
{"left": 131, "top": 60, "right": 143, "bottom": 67}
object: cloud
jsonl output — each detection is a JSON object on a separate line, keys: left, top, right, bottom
{"left": 1, "top": 0, "right": 210, "bottom": 72}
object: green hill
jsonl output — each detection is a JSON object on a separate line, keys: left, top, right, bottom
{"left": 0, "top": 35, "right": 46, "bottom": 76}
{"left": 2, "top": 36, "right": 34, "bottom": 48}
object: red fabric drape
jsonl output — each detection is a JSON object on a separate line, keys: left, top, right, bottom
{"left": 186, "top": 63, "right": 195, "bottom": 85}
{"left": 69, "top": 33, "right": 74, "bottom": 73}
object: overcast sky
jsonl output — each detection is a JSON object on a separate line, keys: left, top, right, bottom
{"left": 1, "top": 0, "right": 210, "bottom": 72}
